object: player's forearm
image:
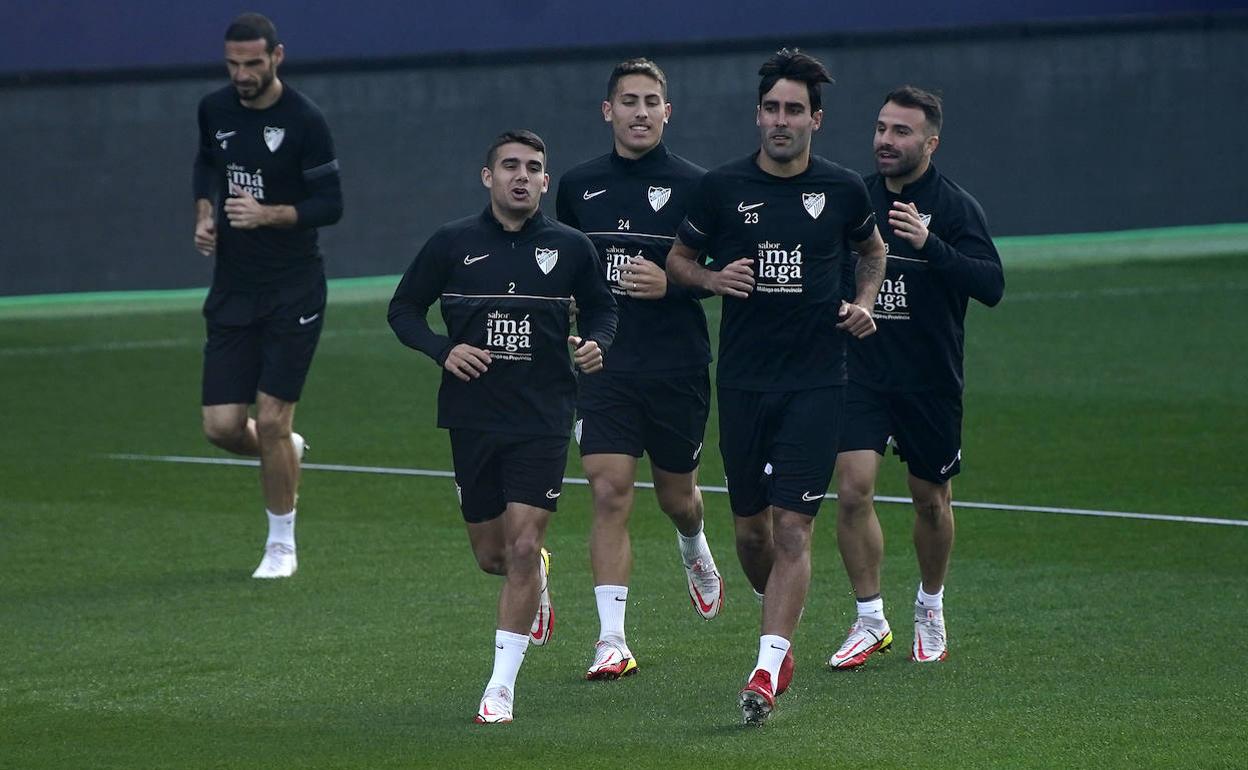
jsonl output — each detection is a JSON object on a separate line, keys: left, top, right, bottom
{"left": 665, "top": 243, "right": 713, "bottom": 293}
{"left": 922, "top": 236, "right": 1005, "bottom": 307}
{"left": 293, "top": 176, "right": 344, "bottom": 228}
{"left": 387, "top": 300, "right": 452, "bottom": 363}
{"left": 853, "top": 244, "right": 887, "bottom": 307}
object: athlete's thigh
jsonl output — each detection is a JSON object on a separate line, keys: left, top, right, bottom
{"left": 641, "top": 369, "right": 710, "bottom": 475}
{"left": 449, "top": 429, "right": 506, "bottom": 523}
{"left": 202, "top": 288, "right": 263, "bottom": 406}
{"left": 889, "top": 391, "right": 963, "bottom": 484}
{"left": 837, "top": 380, "right": 892, "bottom": 455}
{"left": 499, "top": 434, "right": 570, "bottom": 513}
{"left": 717, "top": 386, "right": 772, "bottom": 517}
{"left": 258, "top": 278, "right": 326, "bottom": 404}
{"left": 768, "top": 386, "right": 845, "bottom": 516}
{"left": 575, "top": 371, "right": 644, "bottom": 460}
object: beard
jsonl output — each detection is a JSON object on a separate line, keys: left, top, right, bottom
{"left": 235, "top": 71, "right": 275, "bottom": 102}
{"left": 876, "top": 146, "right": 923, "bottom": 178}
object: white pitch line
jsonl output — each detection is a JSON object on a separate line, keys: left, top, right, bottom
{"left": 105, "top": 453, "right": 1247, "bottom": 528}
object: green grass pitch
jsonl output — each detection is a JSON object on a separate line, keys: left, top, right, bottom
{"left": 1, "top": 249, "right": 1245, "bottom": 769}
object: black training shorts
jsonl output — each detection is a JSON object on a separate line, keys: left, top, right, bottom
{"left": 717, "top": 385, "right": 844, "bottom": 517}
{"left": 838, "top": 380, "right": 963, "bottom": 484}
{"left": 449, "top": 429, "right": 570, "bottom": 523}
{"left": 201, "top": 276, "right": 326, "bottom": 405}
{"left": 575, "top": 369, "right": 710, "bottom": 474}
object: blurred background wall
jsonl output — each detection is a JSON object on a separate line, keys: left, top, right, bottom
{"left": 2, "top": 2, "right": 1245, "bottom": 295}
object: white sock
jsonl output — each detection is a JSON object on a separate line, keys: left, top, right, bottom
{"left": 677, "top": 522, "right": 709, "bottom": 564}
{"left": 917, "top": 583, "right": 944, "bottom": 610}
{"left": 265, "top": 509, "right": 296, "bottom": 547}
{"left": 595, "top": 585, "right": 628, "bottom": 644}
{"left": 485, "top": 629, "right": 529, "bottom": 693}
{"left": 856, "top": 595, "right": 887, "bottom": 625}
{"left": 752, "top": 634, "right": 790, "bottom": 685}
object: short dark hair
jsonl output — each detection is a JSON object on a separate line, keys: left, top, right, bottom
{"left": 884, "top": 85, "right": 943, "bottom": 134}
{"left": 485, "top": 129, "right": 547, "bottom": 168}
{"left": 606, "top": 58, "right": 668, "bottom": 101}
{"left": 758, "top": 48, "right": 833, "bottom": 112}
{"left": 225, "top": 12, "right": 279, "bottom": 53}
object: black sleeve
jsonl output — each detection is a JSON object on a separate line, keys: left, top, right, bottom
{"left": 388, "top": 230, "right": 455, "bottom": 364}
{"left": 675, "top": 174, "right": 717, "bottom": 253}
{"left": 845, "top": 173, "right": 878, "bottom": 243}
{"left": 293, "top": 107, "right": 343, "bottom": 229}
{"left": 571, "top": 238, "right": 618, "bottom": 353}
{"left": 192, "top": 100, "right": 215, "bottom": 201}
{"left": 555, "top": 178, "right": 579, "bottom": 230}
{"left": 920, "top": 195, "right": 1005, "bottom": 307}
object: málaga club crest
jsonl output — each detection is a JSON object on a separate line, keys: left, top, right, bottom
{"left": 802, "top": 192, "right": 825, "bottom": 219}
{"left": 648, "top": 186, "right": 671, "bottom": 212}
{"left": 263, "top": 126, "right": 285, "bottom": 152}
{"left": 535, "top": 248, "right": 559, "bottom": 274}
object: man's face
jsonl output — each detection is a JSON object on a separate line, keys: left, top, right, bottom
{"left": 225, "top": 39, "right": 282, "bottom": 103}
{"left": 603, "top": 74, "right": 671, "bottom": 159}
{"left": 757, "top": 78, "right": 822, "bottom": 165}
{"left": 482, "top": 142, "right": 549, "bottom": 219}
{"left": 874, "top": 101, "right": 938, "bottom": 179}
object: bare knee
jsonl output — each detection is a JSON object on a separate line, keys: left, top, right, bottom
{"left": 507, "top": 535, "right": 542, "bottom": 576}
{"left": 655, "top": 481, "right": 701, "bottom": 520}
{"left": 772, "top": 519, "right": 812, "bottom": 560}
{"left": 589, "top": 473, "right": 634, "bottom": 519}
{"left": 475, "top": 550, "right": 506, "bottom": 575}
{"left": 914, "top": 497, "right": 951, "bottom": 527}
{"left": 254, "top": 411, "right": 291, "bottom": 446}
{"left": 203, "top": 413, "right": 246, "bottom": 449}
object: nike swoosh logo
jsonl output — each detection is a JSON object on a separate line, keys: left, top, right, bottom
{"left": 583, "top": 189, "right": 607, "bottom": 200}
{"left": 464, "top": 253, "right": 490, "bottom": 265}
{"left": 801, "top": 491, "right": 825, "bottom": 502}
{"left": 496, "top": 644, "right": 504, "bottom": 650}
{"left": 298, "top": 313, "right": 320, "bottom": 325}
{"left": 545, "top": 490, "right": 561, "bottom": 499}
{"left": 613, "top": 596, "right": 627, "bottom": 602}
{"left": 939, "top": 451, "right": 962, "bottom": 475}
{"left": 769, "top": 644, "right": 786, "bottom": 651}
{"left": 737, "top": 202, "right": 765, "bottom": 212}
{"left": 215, "top": 130, "right": 236, "bottom": 140}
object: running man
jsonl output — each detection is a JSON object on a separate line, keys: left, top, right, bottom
{"left": 828, "top": 86, "right": 1004, "bottom": 670}
{"left": 389, "top": 130, "right": 617, "bottom": 723}
{"left": 556, "top": 58, "right": 723, "bottom": 682}
{"left": 192, "top": 12, "right": 343, "bottom": 579}
{"left": 666, "top": 49, "right": 886, "bottom": 724}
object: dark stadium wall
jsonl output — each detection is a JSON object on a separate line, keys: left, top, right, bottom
{"left": 1, "top": 17, "right": 1245, "bottom": 296}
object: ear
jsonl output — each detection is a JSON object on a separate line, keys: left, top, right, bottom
{"left": 755, "top": 105, "right": 762, "bottom": 127}
{"left": 663, "top": 102, "right": 672, "bottom": 124}
{"left": 541, "top": 173, "right": 550, "bottom": 194}
{"left": 272, "top": 43, "right": 285, "bottom": 68}
{"left": 481, "top": 167, "right": 492, "bottom": 189}
{"left": 926, "top": 134, "right": 940, "bottom": 156}
{"left": 601, "top": 100, "right": 612, "bottom": 122}
{"left": 811, "top": 109, "right": 824, "bottom": 132}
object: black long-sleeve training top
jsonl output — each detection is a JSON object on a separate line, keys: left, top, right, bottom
{"left": 849, "top": 164, "right": 1005, "bottom": 394}
{"left": 388, "top": 208, "right": 618, "bottom": 437}
{"left": 193, "top": 84, "right": 343, "bottom": 291}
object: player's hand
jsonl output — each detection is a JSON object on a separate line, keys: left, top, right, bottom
{"left": 836, "top": 300, "right": 877, "bottom": 339}
{"left": 194, "top": 214, "right": 217, "bottom": 256}
{"left": 223, "top": 185, "right": 270, "bottom": 230}
{"left": 888, "top": 201, "right": 929, "bottom": 249}
{"left": 706, "top": 258, "right": 755, "bottom": 298}
{"left": 569, "top": 335, "right": 604, "bottom": 374}
{"left": 620, "top": 256, "right": 666, "bottom": 300}
{"left": 444, "top": 344, "right": 491, "bottom": 381}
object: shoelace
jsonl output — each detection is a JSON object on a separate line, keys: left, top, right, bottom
{"left": 690, "top": 559, "right": 718, "bottom": 590}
